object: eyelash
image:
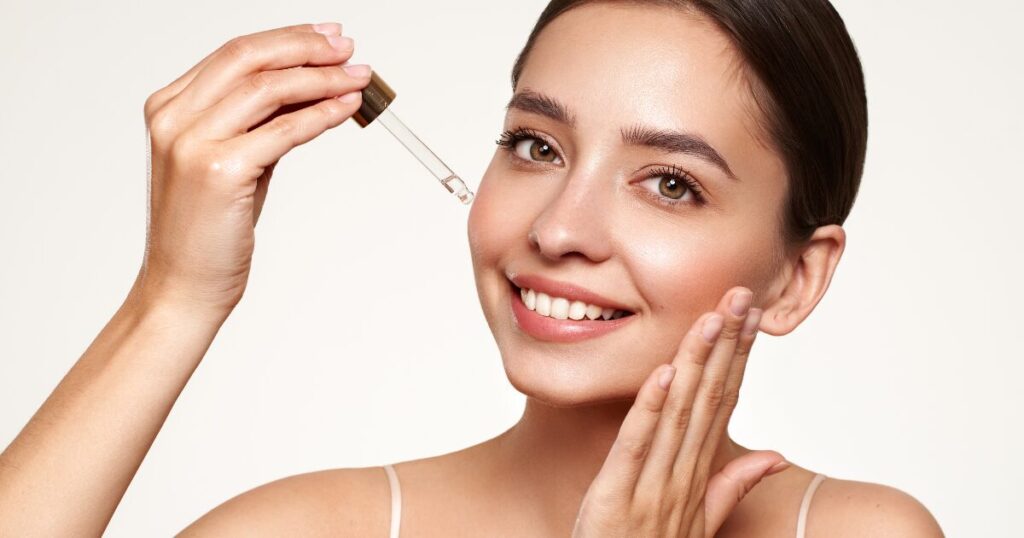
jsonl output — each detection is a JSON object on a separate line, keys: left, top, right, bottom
{"left": 495, "top": 127, "right": 707, "bottom": 207}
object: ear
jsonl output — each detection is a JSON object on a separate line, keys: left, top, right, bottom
{"left": 757, "top": 224, "right": 846, "bottom": 336}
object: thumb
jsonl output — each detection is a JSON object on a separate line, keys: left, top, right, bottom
{"left": 704, "top": 450, "right": 788, "bottom": 535}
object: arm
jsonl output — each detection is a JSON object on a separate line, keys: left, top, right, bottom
{"left": 0, "top": 20, "right": 369, "bottom": 536}
{"left": 0, "top": 281, "right": 230, "bottom": 536}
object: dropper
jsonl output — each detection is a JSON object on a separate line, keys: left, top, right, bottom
{"left": 352, "top": 71, "right": 474, "bottom": 205}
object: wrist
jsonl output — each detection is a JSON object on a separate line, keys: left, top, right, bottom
{"left": 125, "top": 275, "right": 238, "bottom": 326}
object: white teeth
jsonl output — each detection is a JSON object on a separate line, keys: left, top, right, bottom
{"left": 568, "top": 301, "right": 588, "bottom": 320}
{"left": 535, "top": 292, "right": 551, "bottom": 316}
{"left": 550, "top": 297, "right": 570, "bottom": 320}
{"left": 518, "top": 286, "right": 630, "bottom": 322}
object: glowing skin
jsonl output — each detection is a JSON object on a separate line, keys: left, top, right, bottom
{"left": 448, "top": 3, "right": 844, "bottom": 535}
{"left": 337, "top": 4, "right": 853, "bottom": 536}
{"left": 469, "top": 6, "right": 789, "bottom": 405}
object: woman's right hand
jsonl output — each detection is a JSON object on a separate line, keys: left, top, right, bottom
{"left": 134, "top": 22, "right": 372, "bottom": 314}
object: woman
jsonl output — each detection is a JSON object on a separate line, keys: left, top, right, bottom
{"left": 0, "top": 1, "right": 945, "bottom": 536}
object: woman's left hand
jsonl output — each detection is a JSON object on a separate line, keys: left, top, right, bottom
{"left": 572, "top": 286, "right": 789, "bottom": 538}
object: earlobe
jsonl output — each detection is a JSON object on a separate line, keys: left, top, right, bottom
{"left": 757, "top": 225, "right": 846, "bottom": 336}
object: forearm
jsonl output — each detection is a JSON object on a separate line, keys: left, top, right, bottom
{"left": 0, "top": 281, "right": 231, "bottom": 536}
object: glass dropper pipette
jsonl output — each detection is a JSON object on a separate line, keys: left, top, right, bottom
{"left": 352, "top": 71, "right": 474, "bottom": 205}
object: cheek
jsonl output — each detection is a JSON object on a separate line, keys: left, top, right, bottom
{"left": 627, "top": 225, "right": 771, "bottom": 333}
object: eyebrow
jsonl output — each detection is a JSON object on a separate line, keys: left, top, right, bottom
{"left": 506, "top": 89, "right": 739, "bottom": 182}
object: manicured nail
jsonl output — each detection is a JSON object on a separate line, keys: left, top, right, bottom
{"left": 312, "top": 22, "right": 342, "bottom": 36}
{"left": 742, "top": 308, "right": 762, "bottom": 336}
{"left": 327, "top": 35, "right": 354, "bottom": 51}
{"left": 701, "top": 313, "right": 724, "bottom": 343}
{"left": 657, "top": 365, "right": 676, "bottom": 390}
{"left": 336, "top": 91, "right": 361, "bottom": 103}
{"left": 730, "top": 290, "right": 752, "bottom": 316}
{"left": 768, "top": 460, "right": 791, "bottom": 474}
{"left": 342, "top": 63, "right": 371, "bottom": 78}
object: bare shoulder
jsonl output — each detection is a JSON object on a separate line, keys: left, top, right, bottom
{"left": 176, "top": 466, "right": 390, "bottom": 537}
{"left": 808, "top": 476, "right": 944, "bottom": 537}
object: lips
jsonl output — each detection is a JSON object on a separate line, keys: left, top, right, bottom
{"left": 507, "top": 277, "right": 637, "bottom": 343}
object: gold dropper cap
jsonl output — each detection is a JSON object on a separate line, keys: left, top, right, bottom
{"left": 353, "top": 71, "right": 397, "bottom": 127}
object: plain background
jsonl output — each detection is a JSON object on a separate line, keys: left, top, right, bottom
{"left": 1, "top": 0, "right": 1021, "bottom": 535}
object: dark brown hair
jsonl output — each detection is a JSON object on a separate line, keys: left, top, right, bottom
{"left": 511, "top": 0, "right": 868, "bottom": 246}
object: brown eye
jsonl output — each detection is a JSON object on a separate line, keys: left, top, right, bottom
{"left": 514, "top": 138, "right": 560, "bottom": 163}
{"left": 637, "top": 166, "right": 705, "bottom": 206}
{"left": 659, "top": 176, "right": 687, "bottom": 199}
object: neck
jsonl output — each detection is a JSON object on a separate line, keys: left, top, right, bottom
{"left": 486, "top": 396, "right": 748, "bottom": 529}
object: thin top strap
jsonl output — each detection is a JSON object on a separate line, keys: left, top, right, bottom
{"left": 383, "top": 464, "right": 402, "bottom": 538}
{"left": 796, "top": 473, "right": 826, "bottom": 538}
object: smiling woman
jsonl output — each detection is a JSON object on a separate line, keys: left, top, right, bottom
{"left": 0, "top": 1, "right": 946, "bottom": 537}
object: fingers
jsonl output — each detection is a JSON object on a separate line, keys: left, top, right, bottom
{"left": 174, "top": 26, "right": 356, "bottom": 114}
{"left": 694, "top": 307, "right": 762, "bottom": 480}
{"left": 671, "top": 288, "right": 754, "bottom": 480}
{"left": 145, "top": 23, "right": 340, "bottom": 120}
{"left": 589, "top": 364, "right": 677, "bottom": 504}
{"left": 632, "top": 310, "right": 723, "bottom": 496}
{"left": 703, "top": 450, "right": 786, "bottom": 534}
{"left": 222, "top": 92, "right": 365, "bottom": 170}
{"left": 189, "top": 63, "right": 372, "bottom": 139}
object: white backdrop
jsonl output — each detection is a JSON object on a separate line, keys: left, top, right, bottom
{"left": 1, "top": 0, "right": 1021, "bottom": 536}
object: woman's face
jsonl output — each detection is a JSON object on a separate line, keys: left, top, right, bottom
{"left": 467, "top": 3, "right": 790, "bottom": 406}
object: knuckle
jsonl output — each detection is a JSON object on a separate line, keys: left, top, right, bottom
{"left": 144, "top": 92, "right": 164, "bottom": 123}
{"left": 721, "top": 388, "right": 740, "bottom": 410}
{"left": 266, "top": 114, "right": 298, "bottom": 139}
{"left": 222, "top": 36, "right": 256, "bottom": 60}
{"left": 148, "top": 106, "right": 178, "bottom": 137}
{"left": 702, "top": 382, "right": 726, "bottom": 408}
{"left": 168, "top": 134, "right": 197, "bottom": 162}
{"left": 719, "top": 322, "right": 742, "bottom": 341}
{"left": 617, "top": 437, "right": 650, "bottom": 462}
{"left": 670, "top": 404, "right": 692, "bottom": 431}
{"left": 248, "top": 71, "right": 278, "bottom": 95}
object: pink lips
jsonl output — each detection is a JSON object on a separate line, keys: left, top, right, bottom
{"left": 507, "top": 279, "right": 636, "bottom": 343}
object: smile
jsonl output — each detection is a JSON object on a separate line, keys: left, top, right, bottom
{"left": 507, "top": 277, "right": 636, "bottom": 343}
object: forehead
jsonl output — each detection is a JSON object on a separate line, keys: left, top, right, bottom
{"left": 515, "top": 2, "right": 782, "bottom": 179}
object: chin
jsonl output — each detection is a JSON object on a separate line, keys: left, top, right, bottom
{"left": 497, "top": 341, "right": 652, "bottom": 408}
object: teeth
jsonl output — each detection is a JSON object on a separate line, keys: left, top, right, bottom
{"left": 568, "top": 301, "right": 588, "bottom": 320}
{"left": 535, "top": 292, "right": 551, "bottom": 316}
{"left": 550, "top": 297, "right": 570, "bottom": 320}
{"left": 518, "top": 286, "right": 630, "bottom": 322}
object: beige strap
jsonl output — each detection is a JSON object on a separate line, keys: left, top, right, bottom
{"left": 384, "top": 464, "right": 402, "bottom": 538}
{"left": 796, "top": 473, "right": 826, "bottom": 538}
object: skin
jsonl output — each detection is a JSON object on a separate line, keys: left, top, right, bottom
{"left": 0, "top": 6, "right": 945, "bottom": 538}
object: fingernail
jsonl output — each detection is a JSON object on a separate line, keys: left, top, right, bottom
{"left": 730, "top": 290, "right": 753, "bottom": 316}
{"left": 742, "top": 308, "right": 762, "bottom": 336}
{"left": 342, "top": 63, "right": 371, "bottom": 78}
{"left": 312, "top": 22, "right": 342, "bottom": 36}
{"left": 701, "top": 313, "right": 724, "bottom": 343}
{"left": 768, "top": 460, "right": 791, "bottom": 474}
{"left": 657, "top": 365, "right": 676, "bottom": 390}
{"left": 336, "top": 91, "right": 361, "bottom": 103}
{"left": 327, "top": 35, "right": 354, "bottom": 51}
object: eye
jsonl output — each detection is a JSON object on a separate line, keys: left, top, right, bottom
{"left": 516, "top": 138, "right": 558, "bottom": 163}
{"left": 496, "top": 128, "right": 563, "bottom": 165}
{"left": 637, "top": 165, "right": 706, "bottom": 206}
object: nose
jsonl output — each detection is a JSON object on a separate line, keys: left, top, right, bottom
{"left": 528, "top": 168, "right": 614, "bottom": 263}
